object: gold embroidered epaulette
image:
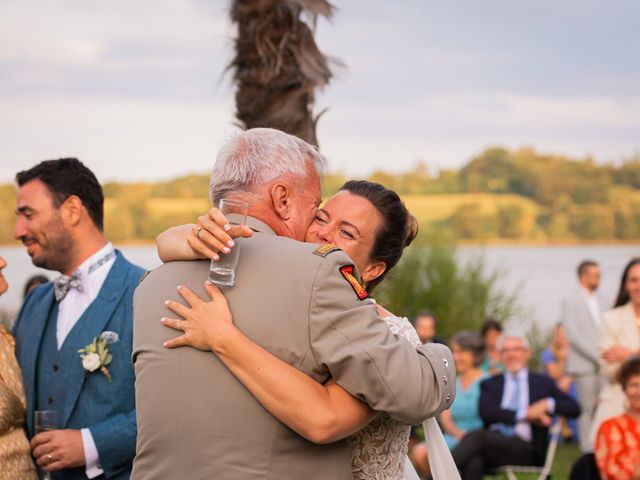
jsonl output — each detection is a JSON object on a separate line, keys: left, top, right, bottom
{"left": 313, "top": 243, "right": 340, "bottom": 257}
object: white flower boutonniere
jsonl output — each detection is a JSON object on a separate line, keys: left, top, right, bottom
{"left": 78, "top": 335, "right": 114, "bottom": 383}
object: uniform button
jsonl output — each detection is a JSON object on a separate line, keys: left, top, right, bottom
{"left": 53, "top": 364, "right": 59, "bottom": 372}
{"left": 443, "top": 375, "right": 448, "bottom": 385}
{"left": 48, "top": 397, "right": 53, "bottom": 405}
{"left": 446, "top": 394, "right": 451, "bottom": 402}
{"left": 443, "top": 358, "right": 449, "bottom": 367}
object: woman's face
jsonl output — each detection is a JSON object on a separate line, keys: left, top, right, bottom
{"left": 305, "top": 190, "right": 386, "bottom": 285}
{"left": 0, "top": 256, "right": 7, "bottom": 296}
{"left": 624, "top": 373, "right": 640, "bottom": 413}
{"left": 484, "top": 329, "right": 500, "bottom": 350}
{"left": 625, "top": 264, "right": 640, "bottom": 308}
{"left": 452, "top": 342, "right": 475, "bottom": 374}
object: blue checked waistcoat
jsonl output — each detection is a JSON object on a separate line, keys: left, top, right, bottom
{"left": 13, "top": 252, "right": 145, "bottom": 480}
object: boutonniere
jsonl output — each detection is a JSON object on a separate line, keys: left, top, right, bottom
{"left": 78, "top": 331, "right": 119, "bottom": 383}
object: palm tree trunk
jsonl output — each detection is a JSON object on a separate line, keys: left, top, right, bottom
{"left": 229, "top": 0, "right": 335, "bottom": 147}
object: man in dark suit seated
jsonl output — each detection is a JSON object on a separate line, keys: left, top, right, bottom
{"left": 452, "top": 331, "right": 581, "bottom": 480}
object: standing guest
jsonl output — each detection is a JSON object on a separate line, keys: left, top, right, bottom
{"left": 414, "top": 310, "right": 447, "bottom": 345}
{"left": 23, "top": 275, "right": 49, "bottom": 299}
{"left": 595, "top": 356, "right": 640, "bottom": 480}
{"left": 540, "top": 323, "right": 579, "bottom": 441}
{"left": 452, "top": 331, "right": 581, "bottom": 480}
{"left": 480, "top": 318, "right": 503, "bottom": 374}
{"left": 0, "top": 256, "right": 38, "bottom": 479}
{"left": 12, "top": 158, "right": 144, "bottom": 479}
{"left": 590, "top": 258, "right": 640, "bottom": 445}
{"left": 561, "top": 259, "right": 603, "bottom": 452}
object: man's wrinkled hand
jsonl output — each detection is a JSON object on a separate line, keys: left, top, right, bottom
{"left": 32, "top": 429, "right": 85, "bottom": 472}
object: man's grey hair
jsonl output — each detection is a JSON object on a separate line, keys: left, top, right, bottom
{"left": 496, "top": 330, "right": 530, "bottom": 351}
{"left": 209, "top": 128, "right": 326, "bottom": 203}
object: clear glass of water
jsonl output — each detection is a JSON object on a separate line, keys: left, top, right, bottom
{"left": 208, "top": 198, "right": 249, "bottom": 286}
{"left": 34, "top": 410, "right": 58, "bottom": 479}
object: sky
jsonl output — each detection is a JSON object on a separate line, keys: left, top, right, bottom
{"left": 1, "top": 0, "right": 639, "bottom": 183}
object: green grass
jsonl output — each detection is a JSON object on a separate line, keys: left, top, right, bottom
{"left": 486, "top": 442, "right": 581, "bottom": 480}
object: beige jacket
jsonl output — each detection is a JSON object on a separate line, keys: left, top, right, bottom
{"left": 590, "top": 302, "right": 638, "bottom": 443}
{"left": 131, "top": 217, "right": 455, "bottom": 480}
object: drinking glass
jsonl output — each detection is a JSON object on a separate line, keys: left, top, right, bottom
{"left": 35, "top": 410, "right": 58, "bottom": 480}
{"left": 207, "top": 198, "right": 249, "bottom": 286}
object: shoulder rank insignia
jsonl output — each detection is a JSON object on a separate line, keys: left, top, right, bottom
{"left": 339, "top": 265, "right": 369, "bottom": 300}
{"left": 313, "top": 243, "right": 340, "bottom": 257}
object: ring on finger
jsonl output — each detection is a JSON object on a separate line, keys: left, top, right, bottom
{"left": 196, "top": 226, "right": 203, "bottom": 239}
{"left": 177, "top": 319, "right": 183, "bottom": 330}
{"left": 47, "top": 453, "right": 53, "bottom": 463}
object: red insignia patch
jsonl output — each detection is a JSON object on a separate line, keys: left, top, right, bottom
{"left": 339, "top": 265, "right": 369, "bottom": 301}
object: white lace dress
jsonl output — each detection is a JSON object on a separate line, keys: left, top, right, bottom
{"left": 349, "top": 315, "right": 422, "bottom": 480}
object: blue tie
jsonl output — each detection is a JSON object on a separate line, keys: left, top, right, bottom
{"left": 493, "top": 375, "right": 520, "bottom": 437}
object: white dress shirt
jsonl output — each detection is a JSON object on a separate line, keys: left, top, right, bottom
{"left": 581, "top": 287, "right": 602, "bottom": 328}
{"left": 501, "top": 369, "right": 556, "bottom": 442}
{"left": 56, "top": 242, "right": 116, "bottom": 479}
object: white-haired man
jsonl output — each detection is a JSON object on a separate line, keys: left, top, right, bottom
{"left": 452, "top": 331, "right": 580, "bottom": 480}
{"left": 131, "top": 128, "right": 454, "bottom": 479}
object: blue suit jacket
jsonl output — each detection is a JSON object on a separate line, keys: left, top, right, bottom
{"left": 479, "top": 371, "right": 581, "bottom": 465}
{"left": 14, "top": 252, "right": 145, "bottom": 479}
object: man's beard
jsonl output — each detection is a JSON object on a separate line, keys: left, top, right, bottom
{"left": 29, "top": 219, "right": 75, "bottom": 273}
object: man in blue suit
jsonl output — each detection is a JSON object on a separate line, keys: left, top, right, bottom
{"left": 13, "top": 158, "right": 145, "bottom": 479}
{"left": 452, "top": 331, "right": 581, "bottom": 480}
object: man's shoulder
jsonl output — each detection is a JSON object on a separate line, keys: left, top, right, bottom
{"left": 17, "top": 282, "right": 52, "bottom": 314}
{"left": 137, "top": 259, "right": 208, "bottom": 291}
{"left": 114, "top": 251, "right": 147, "bottom": 284}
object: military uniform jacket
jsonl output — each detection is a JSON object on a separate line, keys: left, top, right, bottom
{"left": 131, "top": 217, "right": 454, "bottom": 480}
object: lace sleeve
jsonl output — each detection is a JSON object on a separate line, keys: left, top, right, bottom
{"left": 382, "top": 315, "right": 422, "bottom": 349}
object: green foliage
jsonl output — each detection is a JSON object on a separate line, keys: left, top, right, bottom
{"left": 2, "top": 146, "right": 640, "bottom": 244}
{"left": 0, "top": 185, "right": 17, "bottom": 243}
{"left": 377, "top": 243, "right": 521, "bottom": 340}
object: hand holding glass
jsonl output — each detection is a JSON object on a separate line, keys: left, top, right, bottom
{"left": 208, "top": 198, "right": 249, "bottom": 286}
{"left": 34, "top": 410, "right": 58, "bottom": 479}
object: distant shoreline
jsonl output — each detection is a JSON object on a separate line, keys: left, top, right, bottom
{"left": 2, "top": 239, "right": 639, "bottom": 248}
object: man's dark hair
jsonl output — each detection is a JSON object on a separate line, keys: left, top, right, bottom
{"left": 480, "top": 318, "right": 503, "bottom": 337}
{"left": 16, "top": 158, "right": 104, "bottom": 230}
{"left": 577, "top": 260, "right": 598, "bottom": 278}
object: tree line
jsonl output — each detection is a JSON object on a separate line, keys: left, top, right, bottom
{"left": 1, "top": 147, "right": 639, "bottom": 243}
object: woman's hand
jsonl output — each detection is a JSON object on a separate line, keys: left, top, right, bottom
{"left": 188, "top": 207, "right": 253, "bottom": 261}
{"left": 602, "top": 345, "right": 632, "bottom": 364}
{"left": 162, "top": 282, "right": 237, "bottom": 352}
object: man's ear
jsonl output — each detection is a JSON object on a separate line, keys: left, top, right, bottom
{"left": 269, "top": 182, "right": 292, "bottom": 221}
{"left": 60, "top": 195, "right": 84, "bottom": 227}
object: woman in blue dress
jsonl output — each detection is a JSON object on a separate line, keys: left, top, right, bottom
{"left": 440, "top": 331, "right": 488, "bottom": 449}
{"left": 410, "top": 331, "right": 487, "bottom": 474}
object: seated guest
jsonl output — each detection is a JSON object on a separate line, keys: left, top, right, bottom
{"left": 441, "top": 331, "right": 488, "bottom": 449}
{"left": 0, "top": 256, "right": 37, "bottom": 479}
{"left": 411, "top": 331, "right": 487, "bottom": 476}
{"left": 480, "top": 318, "right": 503, "bottom": 374}
{"left": 452, "top": 331, "right": 581, "bottom": 480}
{"left": 540, "top": 323, "right": 579, "bottom": 441}
{"left": 595, "top": 356, "right": 640, "bottom": 480}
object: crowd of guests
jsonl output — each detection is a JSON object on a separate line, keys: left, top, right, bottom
{"left": 405, "top": 256, "right": 640, "bottom": 480}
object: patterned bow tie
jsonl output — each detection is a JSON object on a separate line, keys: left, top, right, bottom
{"left": 53, "top": 271, "right": 83, "bottom": 301}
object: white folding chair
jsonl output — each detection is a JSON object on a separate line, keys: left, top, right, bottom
{"left": 490, "top": 421, "right": 562, "bottom": 480}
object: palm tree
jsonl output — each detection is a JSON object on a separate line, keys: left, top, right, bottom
{"left": 229, "top": 0, "right": 336, "bottom": 147}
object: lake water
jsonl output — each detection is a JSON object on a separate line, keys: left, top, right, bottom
{"left": 1, "top": 244, "right": 638, "bottom": 332}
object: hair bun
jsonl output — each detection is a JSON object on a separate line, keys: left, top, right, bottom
{"left": 404, "top": 213, "right": 419, "bottom": 248}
